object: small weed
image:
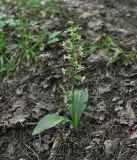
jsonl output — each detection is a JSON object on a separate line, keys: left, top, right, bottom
{"left": 91, "top": 42, "right": 100, "bottom": 52}
{"left": 0, "top": 12, "right": 19, "bottom": 76}
{"left": 0, "top": 0, "right": 63, "bottom": 80}
{"left": 0, "top": 33, "right": 15, "bottom": 75}
{"left": 21, "top": 28, "right": 60, "bottom": 60}
{"left": 44, "top": 0, "right": 68, "bottom": 19}
{"left": 86, "top": 146, "right": 101, "bottom": 159}
{"left": 0, "top": 18, "right": 60, "bottom": 77}
{"left": 32, "top": 22, "right": 88, "bottom": 136}
{"left": 103, "top": 36, "right": 136, "bottom": 66}
{"left": 18, "top": 0, "right": 66, "bottom": 18}
{"left": 21, "top": 28, "right": 48, "bottom": 61}
{"left": 0, "top": 12, "right": 6, "bottom": 31}
{"left": 0, "top": 0, "right": 4, "bottom": 5}
{"left": 91, "top": 35, "right": 136, "bottom": 66}
{"left": 101, "top": 35, "right": 116, "bottom": 59}
{"left": 0, "top": 13, "right": 61, "bottom": 77}
{"left": 45, "top": 0, "right": 62, "bottom": 17}
{"left": 102, "top": 35, "right": 115, "bottom": 49}
{"left": 25, "top": 0, "right": 43, "bottom": 13}
{"left": 109, "top": 47, "right": 136, "bottom": 66}
{"left": 0, "top": 12, "right": 19, "bottom": 32}
{"left": 0, "top": 33, "right": 6, "bottom": 72}
{"left": 47, "top": 31, "right": 61, "bottom": 45}
{"left": 17, "top": 18, "right": 35, "bottom": 61}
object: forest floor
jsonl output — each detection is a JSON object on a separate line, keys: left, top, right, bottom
{"left": 0, "top": 0, "right": 137, "bottom": 159}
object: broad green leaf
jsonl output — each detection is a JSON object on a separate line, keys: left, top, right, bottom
{"left": 32, "top": 114, "right": 65, "bottom": 135}
{"left": 68, "top": 89, "right": 88, "bottom": 129}
{"left": 0, "top": 12, "right": 6, "bottom": 19}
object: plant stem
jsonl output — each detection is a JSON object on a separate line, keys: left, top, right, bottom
{"left": 71, "top": 47, "right": 77, "bottom": 130}
{"left": 72, "top": 77, "right": 75, "bottom": 128}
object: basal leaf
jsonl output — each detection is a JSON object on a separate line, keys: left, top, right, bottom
{"left": 32, "top": 114, "right": 65, "bottom": 135}
{"left": 68, "top": 89, "right": 88, "bottom": 129}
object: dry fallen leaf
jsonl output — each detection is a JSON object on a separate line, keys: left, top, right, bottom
{"left": 10, "top": 114, "right": 29, "bottom": 125}
{"left": 118, "top": 101, "right": 136, "bottom": 126}
{"left": 97, "top": 101, "right": 106, "bottom": 112}
{"left": 130, "top": 130, "right": 137, "bottom": 140}
{"left": 104, "top": 138, "right": 119, "bottom": 158}
{"left": 98, "top": 84, "right": 111, "bottom": 95}
{"left": 93, "top": 138, "right": 101, "bottom": 144}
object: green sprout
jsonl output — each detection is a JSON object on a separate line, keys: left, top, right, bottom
{"left": 0, "top": 33, "right": 15, "bottom": 76}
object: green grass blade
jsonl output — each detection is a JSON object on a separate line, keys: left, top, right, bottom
{"left": 22, "top": 28, "right": 48, "bottom": 60}
{"left": 47, "top": 37, "right": 59, "bottom": 45}
{"left": 48, "top": 31, "right": 60, "bottom": 40}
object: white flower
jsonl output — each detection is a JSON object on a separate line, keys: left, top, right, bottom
{"left": 81, "top": 76, "right": 86, "bottom": 82}
{"left": 61, "top": 68, "right": 66, "bottom": 75}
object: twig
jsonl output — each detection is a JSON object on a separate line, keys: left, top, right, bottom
{"left": 48, "top": 133, "right": 61, "bottom": 160}
{"left": 25, "top": 143, "right": 40, "bottom": 160}
{"left": 0, "top": 122, "right": 36, "bottom": 129}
